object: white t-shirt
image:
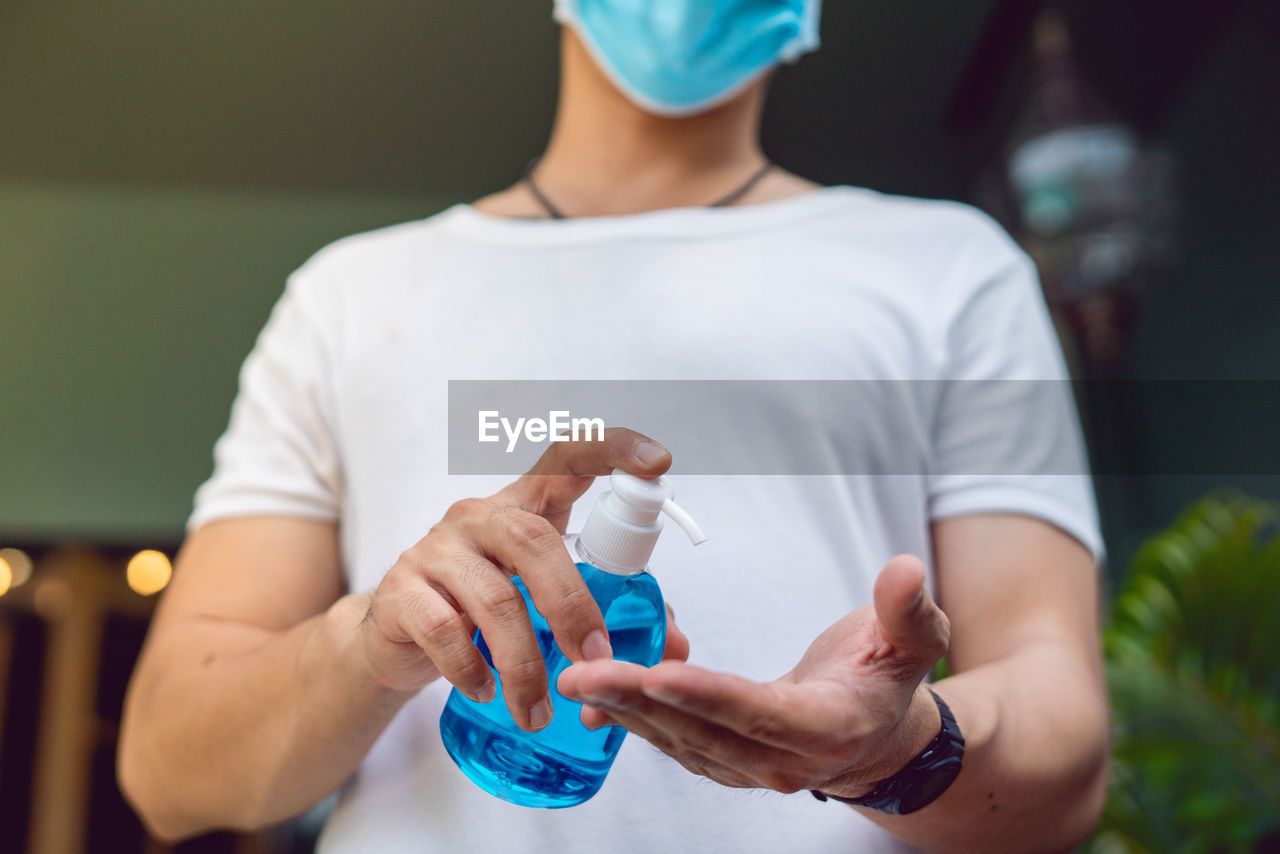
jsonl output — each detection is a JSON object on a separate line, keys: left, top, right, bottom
{"left": 191, "top": 186, "right": 1101, "bottom": 854}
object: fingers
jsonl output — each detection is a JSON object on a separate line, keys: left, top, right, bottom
{"left": 377, "top": 521, "right": 558, "bottom": 730}
{"left": 561, "top": 659, "right": 834, "bottom": 754}
{"left": 662, "top": 602, "right": 691, "bottom": 662}
{"left": 368, "top": 428, "right": 674, "bottom": 732}
{"left": 560, "top": 661, "right": 805, "bottom": 792}
{"left": 640, "top": 661, "right": 850, "bottom": 754}
{"left": 578, "top": 601, "right": 689, "bottom": 713}
{"left": 422, "top": 550, "right": 552, "bottom": 728}
{"left": 595, "top": 692, "right": 761, "bottom": 790}
{"left": 872, "top": 554, "right": 950, "bottom": 672}
{"left": 500, "top": 428, "right": 671, "bottom": 528}
{"left": 466, "top": 506, "right": 612, "bottom": 665}
{"left": 583, "top": 601, "right": 696, "bottom": 727}
{"left": 579, "top": 704, "right": 618, "bottom": 730}
{"left": 368, "top": 577, "right": 492, "bottom": 700}
{"left": 599, "top": 700, "right": 765, "bottom": 791}
{"left": 391, "top": 499, "right": 613, "bottom": 730}
{"left": 522, "top": 426, "right": 670, "bottom": 480}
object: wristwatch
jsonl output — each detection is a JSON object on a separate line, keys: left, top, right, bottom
{"left": 810, "top": 688, "right": 964, "bottom": 815}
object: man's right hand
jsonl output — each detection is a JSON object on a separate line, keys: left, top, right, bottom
{"left": 359, "top": 428, "right": 675, "bottom": 732}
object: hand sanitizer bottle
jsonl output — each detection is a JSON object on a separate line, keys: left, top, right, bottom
{"left": 439, "top": 470, "right": 705, "bottom": 808}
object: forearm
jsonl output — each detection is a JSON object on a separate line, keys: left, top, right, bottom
{"left": 857, "top": 642, "right": 1110, "bottom": 854}
{"left": 119, "top": 594, "right": 419, "bottom": 840}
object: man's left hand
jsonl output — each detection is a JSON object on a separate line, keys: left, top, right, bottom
{"left": 557, "top": 554, "right": 950, "bottom": 798}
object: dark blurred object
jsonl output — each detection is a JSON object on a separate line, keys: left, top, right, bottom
{"left": 1086, "top": 494, "right": 1280, "bottom": 852}
{"left": 947, "top": 0, "right": 1242, "bottom": 137}
{"left": 1005, "top": 9, "right": 1178, "bottom": 370}
{"left": 988, "top": 7, "right": 1180, "bottom": 371}
{"left": 947, "top": 0, "right": 1246, "bottom": 373}
{"left": 0, "top": 608, "right": 46, "bottom": 853}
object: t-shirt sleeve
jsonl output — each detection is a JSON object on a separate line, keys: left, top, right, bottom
{"left": 187, "top": 269, "right": 343, "bottom": 532}
{"left": 926, "top": 222, "right": 1104, "bottom": 562}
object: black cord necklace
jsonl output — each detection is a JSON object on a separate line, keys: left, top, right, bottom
{"left": 521, "top": 157, "right": 775, "bottom": 220}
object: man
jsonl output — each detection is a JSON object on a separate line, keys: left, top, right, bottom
{"left": 119, "top": 2, "right": 1110, "bottom": 852}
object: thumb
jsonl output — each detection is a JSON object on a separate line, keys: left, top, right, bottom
{"left": 872, "top": 554, "right": 950, "bottom": 670}
{"left": 497, "top": 427, "right": 671, "bottom": 528}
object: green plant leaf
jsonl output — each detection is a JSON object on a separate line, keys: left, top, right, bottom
{"left": 1094, "top": 493, "right": 1280, "bottom": 854}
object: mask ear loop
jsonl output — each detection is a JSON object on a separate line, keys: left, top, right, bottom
{"left": 522, "top": 158, "right": 774, "bottom": 220}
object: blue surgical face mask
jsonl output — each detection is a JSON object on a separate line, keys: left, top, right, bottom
{"left": 553, "top": 0, "right": 822, "bottom": 117}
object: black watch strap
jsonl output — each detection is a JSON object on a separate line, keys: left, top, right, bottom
{"left": 811, "top": 688, "right": 964, "bottom": 815}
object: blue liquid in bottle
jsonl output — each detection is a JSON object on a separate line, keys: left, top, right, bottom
{"left": 439, "top": 539, "right": 666, "bottom": 808}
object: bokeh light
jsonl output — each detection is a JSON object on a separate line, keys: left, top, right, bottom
{"left": 127, "top": 549, "right": 172, "bottom": 596}
{"left": 0, "top": 557, "right": 10, "bottom": 597}
{"left": 0, "top": 547, "right": 34, "bottom": 588}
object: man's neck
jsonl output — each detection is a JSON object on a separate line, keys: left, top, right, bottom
{"left": 471, "top": 29, "right": 820, "bottom": 220}
{"left": 528, "top": 31, "right": 771, "bottom": 217}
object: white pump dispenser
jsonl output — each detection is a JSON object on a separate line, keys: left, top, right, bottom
{"left": 577, "top": 470, "right": 706, "bottom": 574}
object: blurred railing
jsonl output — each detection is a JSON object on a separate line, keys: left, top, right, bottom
{"left": 0, "top": 545, "right": 305, "bottom": 854}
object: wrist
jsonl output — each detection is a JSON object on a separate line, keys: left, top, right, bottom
{"left": 839, "top": 684, "right": 940, "bottom": 798}
{"left": 880, "top": 684, "right": 943, "bottom": 779}
{"left": 813, "top": 686, "right": 964, "bottom": 814}
{"left": 328, "top": 594, "right": 426, "bottom": 699}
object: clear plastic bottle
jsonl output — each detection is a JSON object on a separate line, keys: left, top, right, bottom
{"left": 439, "top": 471, "right": 705, "bottom": 807}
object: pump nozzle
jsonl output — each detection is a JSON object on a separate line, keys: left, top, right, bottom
{"left": 661, "top": 498, "right": 706, "bottom": 545}
{"left": 578, "top": 470, "right": 706, "bottom": 574}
